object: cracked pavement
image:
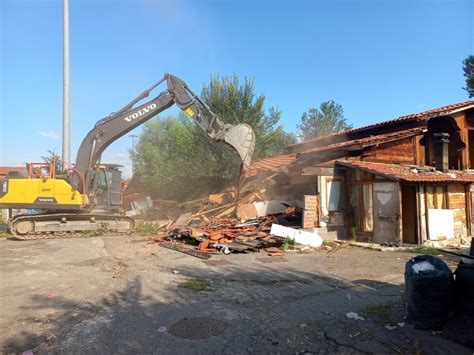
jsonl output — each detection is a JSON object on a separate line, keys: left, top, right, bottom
{"left": 0, "top": 236, "right": 470, "bottom": 354}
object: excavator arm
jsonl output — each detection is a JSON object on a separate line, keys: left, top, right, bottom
{"left": 71, "top": 74, "right": 255, "bottom": 194}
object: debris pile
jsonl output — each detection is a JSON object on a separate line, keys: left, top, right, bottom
{"left": 158, "top": 216, "right": 288, "bottom": 258}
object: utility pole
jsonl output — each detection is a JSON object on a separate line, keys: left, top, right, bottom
{"left": 129, "top": 134, "right": 137, "bottom": 175}
{"left": 62, "top": 0, "right": 70, "bottom": 165}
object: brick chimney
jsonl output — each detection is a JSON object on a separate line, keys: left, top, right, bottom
{"left": 433, "top": 133, "right": 450, "bottom": 172}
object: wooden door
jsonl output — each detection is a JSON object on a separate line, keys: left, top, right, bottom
{"left": 401, "top": 185, "right": 418, "bottom": 244}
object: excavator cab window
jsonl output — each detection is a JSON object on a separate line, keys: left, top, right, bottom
{"left": 96, "top": 169, "right": 108, "bottom": 195}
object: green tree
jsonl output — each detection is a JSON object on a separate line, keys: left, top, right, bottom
{"left": 41, "top": 149, "right": 63, "bottom": 174}
{"left": 131, "top": 116, "right": 215, "bottom": 199}
{"left": 131, "top": 74, "right": 296, "bottom": 199}
{"left": 201, "top": 74, "right": 296, "bottom": 159}
{"left": 463, "top": 55, "right": 474, "bottom": 98}
{"left": 298, "top": 100, "right": 353, "bottom": 140}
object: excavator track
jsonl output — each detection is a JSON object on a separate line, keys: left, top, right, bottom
{"left": 9, "top": 213, "right": 134, "bottom": 241}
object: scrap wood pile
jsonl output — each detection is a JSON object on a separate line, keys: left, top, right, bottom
{"left": 135, "top": 172, "right": 320, "bottom": 258}
{"left": 157, "top": 216, "right": 288, "bottom": 258}
{"left": 145, "top": 203, "right": 305, "bottom": 258}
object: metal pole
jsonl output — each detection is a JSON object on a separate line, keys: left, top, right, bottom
{"left": 129, "top": 134, "right": 137, "bottom": 175}
{"left": 62, "top": 0, "right": 70, "bottom": 165}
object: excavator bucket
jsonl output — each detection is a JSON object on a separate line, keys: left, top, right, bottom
{"left": 223, "top": 124, "right": 256, "bottom": 168}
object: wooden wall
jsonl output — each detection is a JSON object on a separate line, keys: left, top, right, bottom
{"left": 361, "top": 137, "right": 416, "bottom": 164}
{"left": 447, "top": 184, "right": 468, "bottom": 237}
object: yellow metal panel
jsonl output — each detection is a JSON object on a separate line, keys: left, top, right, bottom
{"left": 0, "top": 178, "right": 88, "bottom": 207}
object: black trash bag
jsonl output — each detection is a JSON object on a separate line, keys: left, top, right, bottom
{"left": 405, "top": 255, "right": 454, "bottom": 330}
{"left": 454, "top": 261, "right": 474, "bottom": 317}
{"left": 443, "top": 314, "right": 474, "bottom": 350}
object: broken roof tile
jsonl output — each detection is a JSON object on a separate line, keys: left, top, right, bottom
{"left": 245, "top": 154, "right": 297, "bottom": 177}
{"left": 336, "top": 160, "right": 474, "bottom": 183}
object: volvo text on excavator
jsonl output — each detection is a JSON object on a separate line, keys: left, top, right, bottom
{"left": 0, "top": 74, "right": 256, "bottom": 239}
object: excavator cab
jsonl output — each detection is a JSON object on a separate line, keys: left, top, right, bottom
{"left": 90, "top": 164, "right": 123, "bottom": 213}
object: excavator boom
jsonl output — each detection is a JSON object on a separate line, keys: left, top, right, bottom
{"left": 72, "top": 74, "right": 256, "bottom": 194}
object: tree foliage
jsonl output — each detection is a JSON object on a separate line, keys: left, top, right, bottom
{"left": 131, "top": 74, "right": 296, "bottom": 200}
{"left": 41, "top": 149, "right": 63, "bottom": 173}
{"left": 298, "top": 100, "right": 353, "bottom": 141}
{"left": 463, "top": 55, "right": 474, "bottom": 98}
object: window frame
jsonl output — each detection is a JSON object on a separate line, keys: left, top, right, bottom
{"left": 425, "top": 185, "right": 447, "bottom": 209}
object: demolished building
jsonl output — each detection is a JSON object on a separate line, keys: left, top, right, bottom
{"left": 245, "top": 100, "right": 474, "bottom": 245}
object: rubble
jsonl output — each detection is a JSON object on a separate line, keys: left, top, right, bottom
{"left": 135, "top": 201, "right": 317, "bottom": 258}
{"left": 129, "top": 170, "right": 330, "bottom": 258}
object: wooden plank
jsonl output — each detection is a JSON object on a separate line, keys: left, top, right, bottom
{"left": 301, "top": 167, "right": 335, "bottom": 176}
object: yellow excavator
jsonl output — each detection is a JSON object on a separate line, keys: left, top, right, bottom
{"left": 0, "top": 74, "right": 255, "bottom": 239}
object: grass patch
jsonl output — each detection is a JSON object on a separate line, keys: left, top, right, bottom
{"left": 404, "top": 247, "right": 442, "bottom": 256}
{"left": 83, "top": 228, "right": 104, "bottom": 238}
{"left": 134, "top": 221, "right": 158, "bottom": 235}
{"left": 281, "top": 237, "right": 296, "bottom": 251}
{"left": 0, "top": 231, "right": 11, "bottom": 238}
{"left": 364, "top": 302, "right": 400, "bottom": 326}
{"left": 179, "top": 279, "right": 214, "bottom": 293}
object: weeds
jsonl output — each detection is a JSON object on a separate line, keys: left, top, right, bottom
{"left": 404, "top": 247, "right": 442, "bottom": 256}
{"left": 83, "top": 228, "right": 104, "bottom": 238}
{"left": 0, "top": 231, "right": 11, "bottom": 238}
{"left": 364, "top": 302, "right": 401, "bottom": 326}
{"left": 134, "top": 221, "right": 158, "bottom": 235}
{"left": 179, "top": 279, "right": 214, "bottom": 293}
{"left": 281, "top": 237, "right": 296, "bottom": 251}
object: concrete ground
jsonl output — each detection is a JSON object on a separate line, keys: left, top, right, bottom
{"left": 0, "top": 235, "right": 470, "bottom": 354}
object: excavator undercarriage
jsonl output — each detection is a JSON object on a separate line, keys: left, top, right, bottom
{"left": 9, "top": 213, "right": 134, "bottom": 240}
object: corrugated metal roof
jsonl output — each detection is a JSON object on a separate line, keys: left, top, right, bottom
{"left": 337, "top": 160, "right": 474, "bottom": 183}
{"left": 245, "top": 154, "right": 297, "bottom": 177}
{"left": 290, "top": 100, "right": 474, "bottom": 149}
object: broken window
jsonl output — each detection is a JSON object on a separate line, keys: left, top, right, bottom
{"left": 426, "top": 185, "right": 446, "bottom": 209}
{"left": 326, "top": 178, "right": 342, "bottom": 212}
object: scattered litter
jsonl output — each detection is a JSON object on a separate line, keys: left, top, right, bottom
{"left": 172, "top": 270, "right": 180, "bottom": 274}
{"left": 384, "top": 324, "right": 397, "bottom": 331}
{"left": 346, "top": 294, "right": 352, "bottom": 300}
{"left": 349, "top": 332, "right": 361, "bottom": 338}
{"left": 346, "top": 312, "right": 365, "bottom": 321}
{"left": 397, "top": 322, "right": 405, "bottom": 327}
{"left": 213, "top": 243, "right": 231, "bottom": 255}
{"left": 46, "top": 292, "right": 55, "bottom": 299}
{"left": 157, "top": 326, "right": 167, "bottom": 333}
{"left": 266, "top": 247, "right": 284, "bottom": 257}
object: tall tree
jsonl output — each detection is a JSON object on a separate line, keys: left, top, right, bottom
{"left": 298, "top": 100, "right": 353, "bottom": 141}
{"left": 201, "top": 74, "right": 296, "bottom": 159}
{"left": 463, "top": 55, "right": 474, "bottom": 98}
{"left": 131, "top": 74, "right": 296, "bottom": 200}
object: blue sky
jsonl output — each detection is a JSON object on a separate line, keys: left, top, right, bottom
{"left": 1, "top": 0, "right": 472, "bottom": 177}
